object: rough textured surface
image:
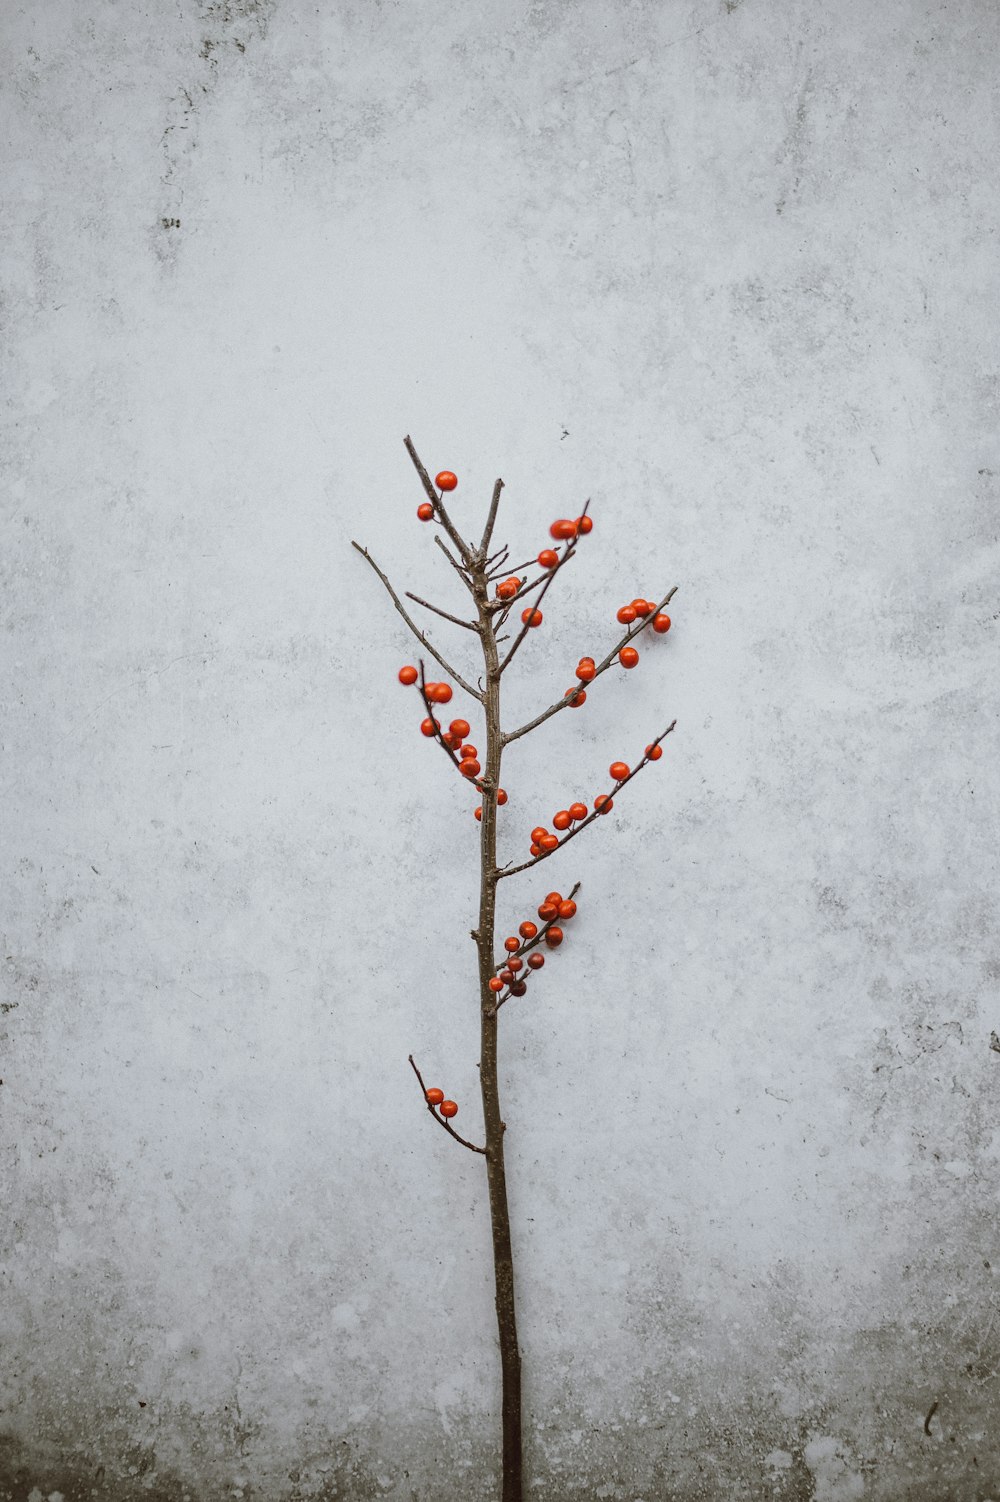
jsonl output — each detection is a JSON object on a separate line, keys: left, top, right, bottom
{"left": 2, "top": 0, "right": 999, "bottom": 1497}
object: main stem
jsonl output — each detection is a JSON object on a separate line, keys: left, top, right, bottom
{"left": 472, "top": 566, "right": 522, "bottom": 1502}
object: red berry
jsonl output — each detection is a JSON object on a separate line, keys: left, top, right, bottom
{"left": 398, "top": 665, "right": 418, "bottom": 685}
{"left": 505, "top": 936, "right": 520, "bottom": 953}
{"left": 488, "top": 976, "right": 503, "bottom": 993}
{"left": 558, "top": 899, "right": 577, "bottom": 920}
{"left": 631, "top": 598, "right": 652, "bottom": 616}
{"left": 609, "top": 761, "right": 629, "bottom": 781}
{"left": 619, "top": 646, "right": 639, "bottom": 669}
{"left": 569, "top": 801, "right": 588, "bottom": 821}
{"left": 539, "top": 833, "right": 559, "bottom": 851}
{"left": 420, "top": 717, "right": 439, "bottom": 737}
{"left": 417, "top": 502, "right": 434, "bottom": 521}
{"left": 545, "top": 927, "right": 564, "bottom": 948}
{"left": 510, "top": 981, "right": 527, "bottom": 996}
{"left": 435, "top": 471, "right": 458, "bottom": 491}
{"left": 527, "top": 952, "right": 545, "bottom": 970}
{"left": 537, "top": 549, "right": 559, "bottom": 569}
{"left": 576, "top": 660, "right": 597, "bottom": 683}
{"left": 475, "top": 806, "right": 483, "bottom": 820}
{"left": 497, "top": 578, "right": 520, "bottom": 600}
{"left": 545, "top": 891, "right": 563, "bottom": 906}
{"left": 552, "top": 810, "right": 572, "bottom": 831}
{"left": 537, "top": 901, "right": 558, "bottom": 921}
{"left": 616, "top": 605, "right": 637, "bottom": 625}
{"left": 549, "top": 518, "right": 577, "bottom": 540}
{"left": 646, "top": 743, "right": 663, "bottom": 761}
{"left": 519, "top": 920, "right": 538, "bottom": 940}
{"left": 531, "top": 826, "right": 548, "bottom": 843}
{"left": 565, "top": 687, "right": 586, "bottom": 707}
{"left": 440, "top": 1100, "right": 458, "bottom": 1118}
{"left": 459, "top": 743, "right": 478, "bottom": 761}
{"left": 576, "top": 514, "right": 593, "bottom": 534}
{"left": 521, "top": 607, "right": 543, "bottom": 627}
{"left": 425, "top": 1088, "right": 445, "bottom": 1105}
{"left": 529, "top": 842, "right": 543, "bottom": 857}
{"left": 652, "top": 613, "right": 671, "bottom": 633}
{"left": 497, "top": 788, "right": 508, "bottom": 805}
{"left": 499, "top": 968, "right": 514, "bottom": 985}
{"left": 508, "top": 956, "right": 523, "bottom": 973}
{"left": 460, "top": 760, "right": 481, "bottom": 778}
{"left": 450, "top": 718, "right": 471, "bottom": 740}
{"left": 594, "top": 794, "right": 614, "bottom": 814}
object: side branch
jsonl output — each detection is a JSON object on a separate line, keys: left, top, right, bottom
{"left": 405, "top": 591, "right": 479, "bottom": 632}
{"left": 408, "top": 1055, "right": 487, "bottom": 1155}
{"left": 504, "top": 586, "right": 678, "bottom": 744}
{"left": 403, "top": 435, "right": 475, "bottom": 566}
{"left": 492, "top": 881, "right": 582, "bottom": 1010}
{"left": 497, "top": 721, "right": 677, "bottom": 881}
{"left": 480, "top": 477, "right": 505, "bottom": 556}
{"left": 351, "top": 541, "right": 484, "bottom": 703}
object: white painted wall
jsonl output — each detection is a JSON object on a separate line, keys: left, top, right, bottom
{"left": 3, "top": 1, "right": 998, "bottom": 1497}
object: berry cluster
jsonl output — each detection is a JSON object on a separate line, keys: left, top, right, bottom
{"left": 488, "top": 890, "right": 579, "bottom": 1005}
{"left": 492, "top": 512, "right": 595, "bottom": 619}
{"left": 399, "top": 665, "right": 510, "bottom": 813}
{"left": 424, "top": 1086, "right": 459, "bottom": 1119}
{"left": 524, "top": 750, "right": 666, "bottom": 858}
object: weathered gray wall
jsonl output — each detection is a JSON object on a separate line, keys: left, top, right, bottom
{"left": 3, "top": 0, "right": 999, "bottom": 1497}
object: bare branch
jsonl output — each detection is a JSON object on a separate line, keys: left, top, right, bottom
{"left": 435, "top": 535, "right": 478, "bottom": 597}
{"left": 404, "top": 435, "right": 475, "bottom": 566}
{"left": 497, "top": 722, "right": 677, "bottom": 881}
{"left": 504, "top": 586, "right": 678, "bottom": 744}
{"left": 351, "top": 541, "right": 484, "bottom": 702}
{"left": 409, "top": 1055, "right": 488, "bottom": 1155}
{"left": 405, "top": 591, "right": 480, "bottom": 632}
{"left": 480, "top": 477, "right": 505, "bottom": 557}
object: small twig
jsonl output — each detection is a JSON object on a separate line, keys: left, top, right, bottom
{"left": 504, "top": 586, "right": 678, "bottom": 744}
{"left": 498, "top": 505, "right": 590, "bottom": 674}
{"left": 498, "top": 722, "right": 677, "bottom": 880}
{"left": 351, "top": 542, "right": 483, "bottom": 703}
{"left": 435, "top": 535, "right": 478, "bottom": 596}
{"left": 405, "top": 591, "right": 479, "bottom": 632}
{"left": 409, "top": 1054, "right": 487, "bottom": 1154}
{"left": 480, "top": 477, "right": 505, "bottom": 557}
{"left": 923, "top": 1400, "right": 939, "bottom": 1436}
{"left": 404, "top": 435, "right": 475, "bottom": 566}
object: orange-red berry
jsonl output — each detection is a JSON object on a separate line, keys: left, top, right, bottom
{"left": 497, "top": 578, "right": 520, "bottom": 600}
{"left": 549, "top": 518, "right": 577, "bottom": 540}
{"left": 505, "top": 936, "right": 520, "bottom": 953}
{"left": 508, "top": 956, "right": 523, "bottom": 973}
{"left": 553, "top": 810, "right": 572, "bottom": 831}
{"left": 460, "top": 760, "right": 481, "bottom": 778}
{"left": 576, "top": 514, "right": 593, "bottom": 534}
{"left": 435, "top": 471, "right": 458, "bottom": 491}
{"left": 398, "top": 665, "right": 418, "bottom": 685}
{"left": 417, "top": 502, "right": 434, "bottom": 521}
{"left": 569, "top": 801, "right": 588, "bottom": 821}
{"left": 537, "top": 549, "right": 559, "bottom": 569}
{"left": 519, "top": 920, "right": 538, "bottom": 940}
{"left": 616, "top": 605, "right": 637, "bottom": 625}
{"left": 510, "top": 981, "right": 527, "bottom": 996}
{"left": 425, "top": 1087, "right": 445, "bottom": 1105}
{"left": 631, "top": 598, "right": 652, "bottom": 616}
{"left": 539, "top": 833, "right": 559, "bottom": 851}
{"left": 558, "top": 899, "right": 577, "bottom": 920}
{"left": 499, "top": 968, "right": 514, "bottom": 985}
{"left": 475, "top": 806, "right": 483, "bottom": 820}
{"left": 565, "top": 686, "right": 586, "bottom": 707}
{"left": 527, "top": 952, "right": 545, "bottom": 970}
{"left": 497, "top": 788, "right": 508, "bottom": 805}
{"left": 529, "top": 842, "right": 543, "bottom": 857}
{"left": 545, "top": 927, "right": 564, "bottom": 948}
{"left": 594, "top": 794, "right": 614, "bottom": 814}
{"left": 537, "top": 901, "right": 558, "bottom": 921}
{"left": 609, "top": 761, "right": 629, "bottom": 781}
{"left": 420, "top": 717, "right": 439, "bottom": 737}
{"left": 460, "top": 743, "right": 478, "bottom": 761}
{"left": 652, "top": 613, "right": 671, "bottom": 633}
{"left": 576, "top": 660, "right": 596, "bottom": 683}
{"left": 646, "top": 743, "right": 663, "bottom": 761}
{"left": 531, "top": 826, "right": 548, "bottom": 843}
{"left": 450, "top": 718, "right": 471, "bottom": 739}
{"left": 545, "top": 891, "right": 563, "bottom": 906}
{"left": 488, "top": 976, "right": 504, "bottom": 992}
{"left": 522, "top": 607, "right": 543, "bottom": 627}
{"left": 440, "top": 1100, "right": 458, "bottom": 1118}
{"left": 619, "top": 646, "right": 639, "bottom": 669}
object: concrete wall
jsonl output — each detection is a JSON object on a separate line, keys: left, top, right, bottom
{"left": 3, "top": 1, "right": 998, "bottom": 1497}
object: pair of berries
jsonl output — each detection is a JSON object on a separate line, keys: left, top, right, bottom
{"left": 549, "top": 515, "right": 593, "bottom": 541}
{"left": 424, "top": 1087, "right": 458, "bottom": 1118}
{"left": 416, "top": 471, "right": 458, "bottom": 521}
{"left": 399, "top": 666, "right": 455, "bottom": 705}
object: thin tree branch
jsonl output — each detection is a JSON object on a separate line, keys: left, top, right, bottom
{"left": 405, "top": 591, "right": 480, "bottom": 632}
{"left": 497, "top": 722, "right": 677, "bottom": 880}
{"left": 492, "top": 882, "right": 582, "bottom": 1011}
{"left": 503, "top": 586, "right": 678, "bottom": 744}
{"left": 409, "top": 1055, "right": 487, "bottom": 1155}
{"left": 435, "top": 535, "right": 478, "bottom": 596}
{"left": 480, "top": 477, "right": 505, "bottom": 557}
{"left": 404, "top": 435, "right": 475, "bottom": 566}
{"left": 497, "top": 505, "right": 590, "bottom": 674}
{"left": 351, "top": 541, "right": 484, "bottom": 703}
